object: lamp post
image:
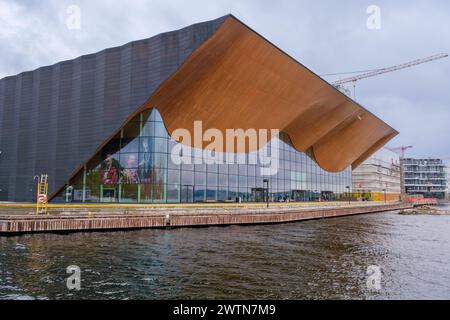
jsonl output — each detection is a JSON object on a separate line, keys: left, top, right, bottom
{"left": 263, "top": 179, "right": 269, "bottom": 208}
{"left": 33, "top": 175, "right": 40, "bottom": 202}
{"left": 346, "top": 186, "right": 350, "bottom": 205}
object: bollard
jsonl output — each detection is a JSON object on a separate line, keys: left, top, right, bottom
{"left": 165, "top": 214, "right": 171, "bottom": 229}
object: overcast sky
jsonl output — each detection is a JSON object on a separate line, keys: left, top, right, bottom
{"left": 1, "top": 0, "right": 449, "bottom": 158}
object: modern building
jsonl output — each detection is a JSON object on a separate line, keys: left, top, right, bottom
{"left": 352, "top": 148, "right": 401, "bottom": 201}
{"left": 403, "top": 158, "right": 448, "bottom": 199}
{"left": 0, "top": 15, "right": 398, "bottom": 203}
{"left": 57, "top": 108, "right": 354, "bottom": 203}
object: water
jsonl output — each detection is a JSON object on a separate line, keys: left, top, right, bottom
{"left": 1, "top": 208, "right": 450, "bottom": 300}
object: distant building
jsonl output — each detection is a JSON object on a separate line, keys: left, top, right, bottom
{"left": 352, "top": 148, "right": 401, "bottom": 201}
{"left": 403, "top": 158, "right": 448, "bottom": 199}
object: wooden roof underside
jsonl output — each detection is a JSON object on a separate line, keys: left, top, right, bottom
{"left": 138, "top": 16, "right": 398, "bottom": 172}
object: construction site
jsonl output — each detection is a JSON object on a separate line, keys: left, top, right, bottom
{"left": 326, "top": 54, "right": 449, "bottom": 203}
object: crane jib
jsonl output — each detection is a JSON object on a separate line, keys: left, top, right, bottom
{"left": 331, "top": 53, "right": 448, "bottom": 86}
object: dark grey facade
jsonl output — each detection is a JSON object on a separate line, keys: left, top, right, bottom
{"left": 0, "top": 16, "right": 228, "bottom": 202}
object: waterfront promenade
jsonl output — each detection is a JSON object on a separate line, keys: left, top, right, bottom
{"left": 0, "top": 201, "right": 411, "bottom": 235}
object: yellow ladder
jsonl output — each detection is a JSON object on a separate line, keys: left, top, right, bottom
{"left": 36, "top": 174, "right": 49, "bottom": 215}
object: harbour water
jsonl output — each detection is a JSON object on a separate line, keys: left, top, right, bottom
{"left": 1, "top": 208, "right": 450, "bottom": 300}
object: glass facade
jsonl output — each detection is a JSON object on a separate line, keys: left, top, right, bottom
{"left": 56, "top": 109, "right": 352, "bottom": 203}
{"left": 404, "top": 158, "right": 448, "bottom": 199}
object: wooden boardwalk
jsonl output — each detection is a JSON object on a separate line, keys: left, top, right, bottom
{"left": 0, "top": 202, "right": 411, "bottom": 235}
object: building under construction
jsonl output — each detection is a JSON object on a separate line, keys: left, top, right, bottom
{"left": 352, "top": 148, "right": 401, "bottom": 201}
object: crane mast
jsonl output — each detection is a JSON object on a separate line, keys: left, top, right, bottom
{"left": 385, "top": 146, "right": 413, "bottom": 198}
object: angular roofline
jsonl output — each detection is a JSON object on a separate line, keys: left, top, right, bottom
{"left": 19, "top": 14, "right": 397, "bottom": 200}
{"left": 227, "top": 14, "right": 398, "bottom": 135}
{"left": 1, "top": 13, "right": 396, "bottom": 135}
{"left": 0, "top": 15, "right": 232, "bottom": 82}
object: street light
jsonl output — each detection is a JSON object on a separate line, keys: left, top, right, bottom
{"left": 263, "top": 179, "right": 269, "bottom": 208}
{"left": 33, "top": 175, "right": 40, "bottom": 202}
{"left": 346, "top": 186, "right": 350, "bottom": 205}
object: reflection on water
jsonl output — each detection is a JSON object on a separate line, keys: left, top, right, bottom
{"left": 1, "top": 208, "right": 450, "bottom": 300}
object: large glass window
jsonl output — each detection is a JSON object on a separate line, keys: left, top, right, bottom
{"left": 120, "top": 184, "right": 139, "bottom": 202}
{"left": 207, "top": 172, "right": 218, "bottom": 186}
{"left": 59, "top": 109, "right": 352, "bottom": 203}
{"left": 167, "top": 184, "right": 180, "bottom": 203}
{"left": 195, "top": 171, "right": 206, "bottom": 186}
{"left": 181, "top": 170, "right": 194, "bottom": 186}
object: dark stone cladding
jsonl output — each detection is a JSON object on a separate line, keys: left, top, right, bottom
{"left": 0, "top": 15, "right": 228, "bottom": 202}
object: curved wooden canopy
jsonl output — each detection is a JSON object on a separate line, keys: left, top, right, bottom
{"left": 50, "top": 15, "right": 399, "bottom": 199}
{"left": 127, "top": 15, "right": 398, "bottom": 172}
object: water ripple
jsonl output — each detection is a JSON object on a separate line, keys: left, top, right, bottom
{"left": 1, "top": 209, "right": 450, "bottom": 299}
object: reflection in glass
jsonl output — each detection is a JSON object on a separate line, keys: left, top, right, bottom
{"left": 101, "top": 154, "right": 120, "bottom": 185}
{"left": 120, "top": 184, "right": 138, "bottom": 202}
{"left": 120, "top": 138, "right": 139, "bottom": 154}
{"left": 167, "top": 184, "right": 180, "bottom": 202}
